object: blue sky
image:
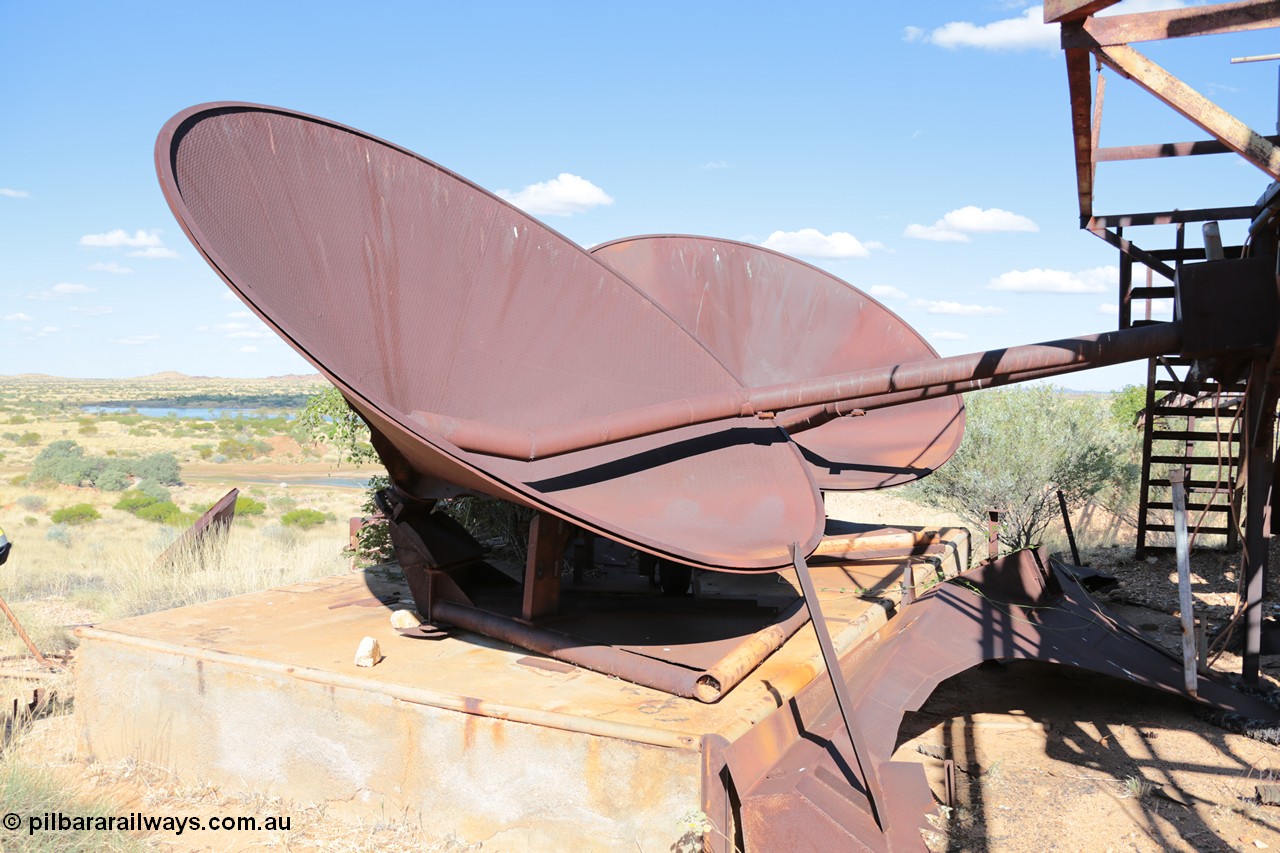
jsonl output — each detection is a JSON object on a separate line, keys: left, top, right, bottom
{"left": 2, "top": 1, "right": 1277, "bottom": 390}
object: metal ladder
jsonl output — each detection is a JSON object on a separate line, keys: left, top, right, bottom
{"left": 1135, "top": 356, "right": 1244, "bottom": 557}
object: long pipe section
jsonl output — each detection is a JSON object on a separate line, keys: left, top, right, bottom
{"left": 412, "top": 322, "right": 1182, "bottom": 461}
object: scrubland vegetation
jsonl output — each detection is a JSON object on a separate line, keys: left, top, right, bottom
{"left": 0, "top": 374, "right": 376, "bottom": 659}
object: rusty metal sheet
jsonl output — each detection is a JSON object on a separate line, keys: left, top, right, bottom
{"left": 725, "top": 549, "right": 1280, "bottom": 850}
{"left": 155, "top": 487, "right": 236, "bottom": 566}
{"left": 590, "top": 235, "right": 965, "bottom": 490}
{"left": 155, "top": 103, "right": 823, "bottom": 571}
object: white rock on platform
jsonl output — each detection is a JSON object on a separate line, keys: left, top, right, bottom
{"left": 389, "top": 609, "right": 423, "bottom": 629}
{"left": 354, "top": 636, "right": 383, "bottom": 667}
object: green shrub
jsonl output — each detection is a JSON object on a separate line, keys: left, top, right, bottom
{"left": 45, "top": 524, "right": 70, "bottom": 546}
{"left": 94, "top": 461, "right": 132, "bottom": 491}
{"left": 7, "top": 413, "right": 28, "bottom": 424}
{"left": 908, "top": 385, "right": 1138, "bottom": 550}
{"left": 133, "top": 452, "right": 181, "bottom": 486}
{"left": 269, "top": 495, "right": 297, "bottom": 512}
{"left": 135, "top": 501, "right": 196, "bottom": 527}
{"left": 234, "top": 495, "right": 266, "bottom": 516}
{"left": 216, "top": 437, "right": 270, "bottom": 461}
{"left": 23, "top": 516, "right": 37, "bottom": 526}
{"left": 114, "top": 491, "right": 158, "bottom": 513}
{"left": 30, "top": 441, "right": 181, "bottom": 490}
{"left": 77, "top": 418, "right": 99, "bottom": 435}
{"left": 17, "top": 495, "right": 46, "bottom": 512}
{"left": 348, "top": 475, "right": 393, "bottom": 564}
{"left": 51, "top": 504, "right": 101, "bottom": 525}
{"left": 1110, "top": 384, "right": 1147, "bottom": 427}
{"left": 138, "top": 481, "right": 172, "bottom": 503}
{"left": 193, "top": 443, "right": 214, "bottom": 460}
{"left": 30, "top": 440, "right": 95, "bottom": 487}
{"left": 280, "top": 508, "right": 327, "bottom": 530}
{"left": 15, "top": 431, "right": 39, "bottom": 447}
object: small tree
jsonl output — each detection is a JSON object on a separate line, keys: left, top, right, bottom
{"left": 297, "top": 386, "right": 377, "bottom": 465}
{"left": 910, "top": 385, "right": 1138, "bottom": 550}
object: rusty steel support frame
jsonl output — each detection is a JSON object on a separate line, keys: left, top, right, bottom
{"left": 1243, "top": 358, "right": 1277, "bottom": 682}
{"left": 790, "top": 544, "right": 882, "bottom": 829}
{"left": 522, "top": 512, "right": 571, "bottom": 622}
{"left": 1051, "top": 2, "right": 1280, "bottom": 682}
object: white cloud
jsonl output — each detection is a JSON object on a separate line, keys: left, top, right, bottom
{"left": 237, "top": 345, "right": 260, "bottom": 353}
{"left": 0, "top": 188, "right": 29, "bottom": 199}
{"left": 215, "top": 321, "right": 266, "bottom": 340}
{"left": 930, "top": 330, "right": 969, "bottom": 341}
{"left": 700, "top": 160, "right": 730, "bottom": 170}
{"left": 915, "top": 299, "right": 1003, "bottom": 316}
{"left": 69, "top": 306, "right": 114, "bottom": 316}
{"left": 226, "top": 311, "right": 253, "bottom": 319}
{"left": 89, "top": 261, "right": 133, "bottom": 274}
{"left": 904, "top": 206, "right": 1038, "bottom": 242}
{"left": 113, "top": 335, "right": 160, "bottom": 345}
{"left": 35, "top": 326, "right": 59, "bottom": 337}
{"left": 26, "top": 282, "right": 96, "bottom": 300}
{"left": 868, "top": 285, "right": 908, "bottom": 300}
{"left": 220, "top": 292, "right": 239, "bottom": 302}
{"left": 761, "top": 228, "right": 871, "bottom": 259}
{"left": 127, "top": 247, "right": 179, "bottom": 259}
{"left": 496, "top": 173, "right": 614, "bottom": 217}
{"left": 988, "top": 265, "right": 1115, "bottom": 293}
{"left": 1098, "top": 302, "right": 1116, "bottom": 315}
{"left": 909, "top": 1, "right": 1191, "bottom": 52}
{"left": 913, "top": 6, "right": 1057, "bottom": 51}
{"left": 80, "top": 229, "right": 164, "bottom": 248}
{"left": 2, "top": 313, "right": 33, "bottom": 322}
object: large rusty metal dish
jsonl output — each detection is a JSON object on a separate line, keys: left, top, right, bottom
{"left": 590, "top": 236, "right": 965, "bottom": 489}
{"left": 155, "top": 103, "right": 823, "bottom": 571}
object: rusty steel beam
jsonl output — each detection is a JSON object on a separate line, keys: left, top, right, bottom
{"left": 1045, "top": 0, "right": 1121, "bottom": 24}
{"left": 412, "top": 323, "right": 1182, "bottom": 461}
{"left": 1062, "top": 0, "right": 1280, "bottom": 47}
{"left": 1065, "top": 46, "right": 1097, "bottom": 222}
{"left": 1087, "top": 225, "right": 1178, "bottom": 280}
{"left": 1095, "top": 43, "right": 1280, "bottom": 179}
{"left": 1097, "top": 135, "right": 1280, "bottom": 161}
{"left": 1089, "top": 206, "right": 1256, "bottom": 228}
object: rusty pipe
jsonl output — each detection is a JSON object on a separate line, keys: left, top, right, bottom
{"left": 411, "top": 322, "right": 1181, "bottom": 460}
{"left": 432, "top": 599, "right": 808, "bottom": 703}
{"left": 782, "top": 355, "right": 1144, "bottom": 436}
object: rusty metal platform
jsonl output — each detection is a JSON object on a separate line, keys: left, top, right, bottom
{"left": 74, "top": 526, "right": 967, "bottom": 851}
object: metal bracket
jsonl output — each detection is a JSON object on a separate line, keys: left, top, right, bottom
{"left": 789, "top": 543, "right": 882, "bottom": 829}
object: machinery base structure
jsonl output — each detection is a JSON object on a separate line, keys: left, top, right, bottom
{"left": 74, "top": 539, "right": 1277, "bottom": 851}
